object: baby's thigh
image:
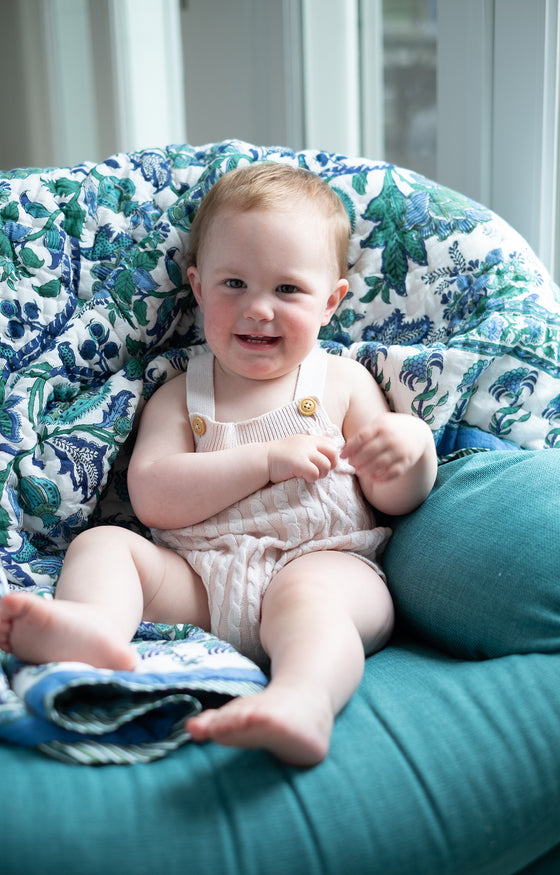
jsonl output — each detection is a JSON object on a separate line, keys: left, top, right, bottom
{"left": 139, "top": 540, "right": 210, "bottom": 631}
{"left": 267, "top": 551, "right": 394, "bottom": 651}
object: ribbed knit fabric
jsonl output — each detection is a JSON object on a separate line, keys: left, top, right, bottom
{"left": 152, "top": 347, "right": 390, "bottom": 666}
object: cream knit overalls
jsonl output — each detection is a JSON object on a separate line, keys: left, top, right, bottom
{"left": 152, "top": 347, "right": 391, "bottom": 667}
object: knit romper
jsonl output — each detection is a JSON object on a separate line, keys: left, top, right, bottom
{"left": 151, "top": 346, "right": 391, "bottom": 667}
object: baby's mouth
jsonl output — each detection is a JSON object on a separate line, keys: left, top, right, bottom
{"left": 236, "top": 334, "right": 280, "bottom": 346}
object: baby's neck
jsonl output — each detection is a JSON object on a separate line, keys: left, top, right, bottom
{"left": 213, "top": 360, "right": 301, "bottom": 423}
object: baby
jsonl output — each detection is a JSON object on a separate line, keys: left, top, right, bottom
{"left": 0, "top": 163, "right": 437, "bottom": 766}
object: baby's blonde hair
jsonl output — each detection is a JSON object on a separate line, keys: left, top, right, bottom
{"left": 187, "top": 163, "right": 351, "bottom": 277}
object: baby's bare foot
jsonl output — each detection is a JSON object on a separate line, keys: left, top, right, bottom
{"left": 0, "top": 591, "right": 136, "bottom": 671}
{"left": 185, "top": 684, "right": 333, "bottom": 766}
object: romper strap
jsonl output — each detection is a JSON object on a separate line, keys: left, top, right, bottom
{"left": 186, "top": 350, "right": 216, "bottom": 419}
{"left": 294, "top": 345, "right": 328, "bottom": 402}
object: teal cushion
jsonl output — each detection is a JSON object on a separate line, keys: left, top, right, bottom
{"left": 384, "top": 449, "right": 560, "bottom": 658}
{"left": 1, "top": 641, "right": 559, "bottom": 874}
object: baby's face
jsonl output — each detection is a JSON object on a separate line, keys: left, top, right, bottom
{"left": 187, "top": 205, "right": 347, "bottom": 383}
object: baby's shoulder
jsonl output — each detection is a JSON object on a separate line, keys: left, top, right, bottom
{"left": 325, "top": 353, "right": 372, "bottom": 389}
{"left": 323, "top": 354, "right": 374, "bottom": 422}
{"left": 134, "top": 369, "right": 191, "bottom": 452}
{"left": 145, "top": 370, "right": 186, "bottom": 416}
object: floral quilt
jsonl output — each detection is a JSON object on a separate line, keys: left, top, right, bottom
{"left": 0, "top": 139, "right": 559, "bottom": 763}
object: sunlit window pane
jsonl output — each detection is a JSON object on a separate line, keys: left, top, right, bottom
{"left": 382, "top": 0, "right": 438, "bottom": 178}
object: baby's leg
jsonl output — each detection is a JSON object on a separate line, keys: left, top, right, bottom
{"left": 0, "top": 526, "right": 209, "bottom": 670}
{"left": 0, "top": 593, "right": 138, "bottom": 671}
{"left": 186, "top": 551, "right": 394, "bottom": 765}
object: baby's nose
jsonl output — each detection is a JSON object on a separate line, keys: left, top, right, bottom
{"left": 244, "top": 291, "right": 275, "bottom": 321}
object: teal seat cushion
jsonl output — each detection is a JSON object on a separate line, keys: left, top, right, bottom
{"left": 384, "top": 450, "right": 560, "bottom": 658}
{"left": 1, "top": 639, "right": 559, "bottom": 875}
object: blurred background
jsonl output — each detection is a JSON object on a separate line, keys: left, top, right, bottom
{"left": 1, "top": 0, "right": 558, "bottom": 282}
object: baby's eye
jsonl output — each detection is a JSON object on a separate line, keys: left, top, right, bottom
{"left": 225, "top": 278, "right": 246, "bottom": 289}
{"left": 276, "top": 284, "right": 300, "bottom": 295}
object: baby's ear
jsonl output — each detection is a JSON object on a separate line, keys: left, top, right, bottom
{"left": 187, "top": 266, "right": 203, "bottom": 308}
{"left": 322, "top": 279, "right": 348, "bottom": 325}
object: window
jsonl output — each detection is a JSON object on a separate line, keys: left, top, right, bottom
{"left": 382, "top": 0, "right": 438, "bottom": 180}
{"left": 3, "top": 0, "right": 557, "bottom": 282}
{"left": 301, "top": 0, "right": 559, "bottom": 281}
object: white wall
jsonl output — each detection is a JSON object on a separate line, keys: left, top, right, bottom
{"left": 1, "top": 0, "right": 57, "bottom": 169}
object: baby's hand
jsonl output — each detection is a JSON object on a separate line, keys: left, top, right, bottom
{"left": 268, "top": 434, "right": 339, "bottom": 484}
{"left": 341, "top": 413, "right": 428, "bottom": 484}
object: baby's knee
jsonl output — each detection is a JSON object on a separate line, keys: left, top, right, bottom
{"left": 67, "top": 524, "right": 128, "bottom": 556}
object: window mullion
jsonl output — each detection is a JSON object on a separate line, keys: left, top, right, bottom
{"left": 301, "top": 0, "right": 361, "bottom": 155}
{"left": 436, "top": 0, "right": 494, "bottom": 205}
{"left": 492, "top": 0, "right": 559, "bottom": 279}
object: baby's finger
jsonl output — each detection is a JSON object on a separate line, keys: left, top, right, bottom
{"left": 340, "top": 433, "right": 365, "bottom": 459}
{"left": 300, "top": 460, "right": 328, "bottom": 483}
{"left": 344, "top": 435, "right": 386, "bottom": 470}
{"left": 366, "top": 460, "right": 407, "bottom": 483}
{"left": 354, "top": 446, "right": 402, "bottom": 479}
{"left": 319, "top": 441, "right": 340, "bottom": 469}
{"left": 312, "top": 447, "right": 339, "bottom": 479}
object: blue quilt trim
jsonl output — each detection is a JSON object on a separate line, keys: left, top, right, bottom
{"left": 0, "top": 624, "right": 267, "bottom": 764}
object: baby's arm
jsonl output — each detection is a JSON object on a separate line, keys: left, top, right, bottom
{"left": 338, "top": 358, "right": 437, "bottom": 516}
{"left": 128, "top": 373, "right": 338, "bottom": 530}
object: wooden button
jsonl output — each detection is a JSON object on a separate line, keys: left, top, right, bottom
{"left": 298, "top": 397, "right": 317, "bottom": 416}
{"left": 191, "top": 415, "right": 206, "bottom": 436}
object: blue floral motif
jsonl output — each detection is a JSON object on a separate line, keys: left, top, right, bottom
{"left": 3, "top": 221, "right": 32, "bottom": 243}
{"left": 0, "top": 393, "right": 22, "bottom": 450}
{"left": 356, "top": 344, "right": 391, "bottom": 394}
{"left": 41, "top": 509, "right": 88, "bottom": 542}
{"left": 362, "top": 310, "right": 432, "bottom": 345}
{"left": 47, "top": 435, "right": 109, "bottom": 500}
{"left": 457, "top": 360, "right": 492, "bottom": 394}
{"left": 488, "top": 368, "right": 538, "bottom": 436}
{"left": 543, "top": 393, "right": 560, "bottom": 422}
{"left": 131, "top": 150, "right": 172, "bottom": 192}
{"left": 405, "top": 187, "right": 492, "bottom": 239}
{"left": 519, "top": 317, "right": 546, "bottom": 347}
{"left": 400, "top": 349, "right": 449, "bottom": 422}
{"left": 479, "top": 314, "right": 507, "bottom": 342}
{"left": 401, "top": 348, "right": 444, "bottom": 389}
{"left": 543, "top": 394, "right": 560, "bottom": 447}
{"left": 99, "top": 390, "right": 136, "bottom": 437}
{"left": 82, "top": 225, "right": 134, "bottom": 262}
{"left": 489, "top": 368, "right": 538, "bottom": 403}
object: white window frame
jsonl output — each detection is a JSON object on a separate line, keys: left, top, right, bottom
{"left": 301, "top": 0, "right": 560, "bottom": 283}
{"left": 108, "top": 0, "right": 187, "bottom": 153}
{"left": 493, "top": 0, "right": 559, "bottom": 283}
{"left": 32, "top": 0, "right": 187, "bottom": 167}
{"left": 299, "top": 0, "right": 384, "bottom": 158}
{"left": 438, "top": 0, "right": 560, "bottom": 283}
{"left": 436, "top": 0, "right": 494, "bottom": 207}
{"left": 24, "top": 0, "right": 560, "bottom": 283}
{"left": 45, "top": 0, "right": 100, "bottom": 166}
{"left": 301, "top": 0, "right": 362, "bottom": 156}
